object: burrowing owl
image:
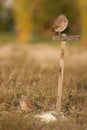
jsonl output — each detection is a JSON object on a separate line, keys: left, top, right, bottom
{"left": 19, "top": 96, "right": 42, "bottom": 112}
{"left": 52, "top": 14, "right": 68, "bottom": 36}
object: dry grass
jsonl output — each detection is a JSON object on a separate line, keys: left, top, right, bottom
{"left": 0, "top": 43, "right": 87, "bottom": 130}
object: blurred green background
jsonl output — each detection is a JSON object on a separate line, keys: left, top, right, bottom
{"left": 0, "top": 0, "right": 87, "bottom": 44}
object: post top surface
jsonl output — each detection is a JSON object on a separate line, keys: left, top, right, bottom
{"left": 53, "top": 34, "right": 80, "bottom": 41}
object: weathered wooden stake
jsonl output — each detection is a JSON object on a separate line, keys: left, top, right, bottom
{"left": 56, "top": 34, "right": 66, "bottom": 113}
{"left": 52, "top": 34, "right": 80, "bottom": 113}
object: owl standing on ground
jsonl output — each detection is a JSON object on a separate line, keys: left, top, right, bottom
{"left": 19, "top": 96, "right": 42, "bottom": 112}
{"left": 52, "top": 14, "right": 68, "bottom": 36}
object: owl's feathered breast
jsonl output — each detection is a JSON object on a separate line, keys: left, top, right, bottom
{"left": 52, "top": 15, "right": 68, "bottom": 33}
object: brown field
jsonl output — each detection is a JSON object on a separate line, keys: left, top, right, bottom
{"left": 0, "top": 43, "right": 87, "bottom": 130}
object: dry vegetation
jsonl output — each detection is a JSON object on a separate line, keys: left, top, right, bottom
{"left": 0, "top": 43, "right": 87, "bottom": 130}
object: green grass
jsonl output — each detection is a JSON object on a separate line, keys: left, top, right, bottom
{"left": 0, "top": 32, "right": 16, "bottom": 43}
{"left": 0, "top": 32, "right": 81, "bottom": 47}
{"left": 0, "top": 32, "right": 51, "bottom": 44}
{"left": 31, "top": 34, "right": 52, "bottom": 43}
{"left": 0, "top": 43, "right": 87, "bottom": 130}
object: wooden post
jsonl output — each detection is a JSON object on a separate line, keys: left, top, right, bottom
{"left": 52, "top": 34, "right": 80, "bottom": 113}
{"left": 56, "top": 34, "right": 66, "bottom": 113}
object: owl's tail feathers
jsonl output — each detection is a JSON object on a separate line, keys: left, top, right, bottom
{"left": 29, "top": 102, "right": 43, "bottom": 112}
{"left": 34, "top": 103, "right": 43, "bottom": 110}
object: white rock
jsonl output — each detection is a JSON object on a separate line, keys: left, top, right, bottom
{"left": 35, "top": 111, "right": 57, "bottom": 123}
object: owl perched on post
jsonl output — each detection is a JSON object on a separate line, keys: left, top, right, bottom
{"left": 52, "top": 14, "right": 68, "bottom": 36}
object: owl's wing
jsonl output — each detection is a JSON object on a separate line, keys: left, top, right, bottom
{"left": 53, "top": 18, "right": 61, "bottom": 28}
